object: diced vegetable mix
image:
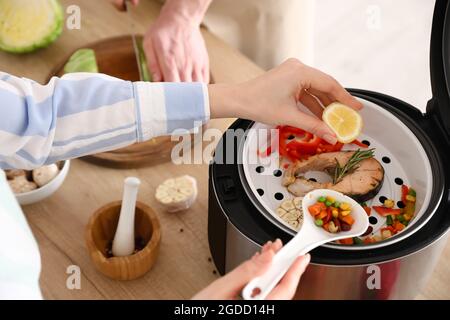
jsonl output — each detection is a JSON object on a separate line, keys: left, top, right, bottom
{"left": 308, "top": 196, "right": 354, "bottom": 234}
{"left": 339, "top": 185, "right": 417, "bottom": 245}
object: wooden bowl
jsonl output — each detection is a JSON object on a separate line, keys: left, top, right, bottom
{"left": 49, "top": 35, "right": 211, "bottom": 168}
{"left": 85, "top": 201, "right": 161, "bottom": 280}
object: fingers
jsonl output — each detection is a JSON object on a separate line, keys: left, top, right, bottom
{"left": 303, "top": 65, "right": 363, "bottom": 110}
{"left": 266, "top": 254, "right": 311, "bottom": 300}
{"left": 144, "top": 40, "right": 162, "bottom": 82}
{"left": 181, "top": 64, "right": 193, "bottom": 82}
{"left": 284, "top": 107, "right": 337, "bottom": 145}
{"left": 192, "top": 65, "right": 203, "bottom": 82}
{"left": 299, "top": 91, "right": 324, "bottom": 119}
{"left": 306, "top": 88, "right": 333, "bottom": 107}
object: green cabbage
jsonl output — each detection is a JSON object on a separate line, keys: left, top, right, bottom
{"left": 63, "top": 49, "right": 99, "bottom": 74}
{"left": 0, "top": 0, "right": 63, "bottom": 53}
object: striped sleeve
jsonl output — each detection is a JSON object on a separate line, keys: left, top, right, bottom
{"left": 0, "top": 72, "right": 210, "bottom": 169}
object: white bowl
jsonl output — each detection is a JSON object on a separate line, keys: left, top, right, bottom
{"left": 15, "top": 161, "right": 70, "bottom": 205}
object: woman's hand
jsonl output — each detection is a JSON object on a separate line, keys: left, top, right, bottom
{"left": 143, "top": 12, "right": 210, "bottom": 82}
{"left": 209, "top": 58, "right": 363, "bottom": 145}
{"left": 112, "top": 0, "right": 210, "bottom": 82}
{"left": 192, "top": 239, "right": 310, "bottom": 300}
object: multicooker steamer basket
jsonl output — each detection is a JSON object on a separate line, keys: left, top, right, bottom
{"left": 208, "top": 0, "right": 450, "bottom": 299}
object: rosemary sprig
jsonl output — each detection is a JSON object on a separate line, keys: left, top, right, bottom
{"left": 333, "top": 149, "right": 375, "bottom": 184}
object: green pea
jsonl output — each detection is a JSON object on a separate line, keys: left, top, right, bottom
{"left": 325, "top": 200, "right": 333, "bottom": 207}
{"left": 318, "top": 196, "right": 326, "bottom": 203}
{"left": 315, "top": 219, "right": 323, "bottom": 227}
{"left": 397, "top": 215, "right": 405, "bottom": 223}
{"left": 353, "top": 237, "right": 363, "bottom": 245}
{"left": 333, "top": 201, "right": 341, "bottom": 208}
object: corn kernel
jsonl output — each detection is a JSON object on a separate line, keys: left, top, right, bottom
{"left": 406, "top": 195, "right": 416, "bottom": 202}
{"left": 403, "top": 214, "right": 412, "bottom": 221}
{"left": 381, "top": 230, "right": 392, "bottom": 239}
{"left": 384, "top": 199, "right": 395, "bottom": 208}
{"left": 332, "top": 209, "right": 339, "bottom": 218}
{"left": 340, "top": 203, "right": 351, "bottom": 210}
{"left": 326, "top": 196, "right": 335, "bottom": 203}
{"left": 340, "top": 210, "right": 351, "bottom": 217}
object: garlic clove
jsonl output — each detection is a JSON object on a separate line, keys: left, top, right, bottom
{"left": 32, "top": 164, "right": 59, "bottom": 187}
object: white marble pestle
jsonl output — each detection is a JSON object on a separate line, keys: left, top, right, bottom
{"left": 112, "top": 177, "right": 141, "bottom": 257}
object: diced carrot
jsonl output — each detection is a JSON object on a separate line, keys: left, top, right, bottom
{"left": 381, "top": 226, "right": 396, "bottom": 234}
{"left": 364, "top": 237, "right": 376, "bottom": 244}
{"left": 308, "top": 203, "right": 324, "bottom": 217}
{"left": 339, "top": 238, "right": 354, "bottom": 245}
{"left": 340, "top": 215, "right": 355, "bottom": 226}
{"left": 323, "top": 223, "right": 330, "bottom": 232}
{"left": 317, "top": 210, "right": 328, "bottom": 220}
{"left": 363, "top": 206, "right": 372, "bottom": 216}
{"left": 393, "top": 221, "right": 405, "bottom": 232}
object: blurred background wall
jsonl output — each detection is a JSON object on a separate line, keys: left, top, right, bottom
{"left": 314, "top": 0, "right": 435, "bottom": 111}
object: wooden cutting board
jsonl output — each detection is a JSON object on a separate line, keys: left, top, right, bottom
{"left": 48, "top": 35, "right": 209, "bottom": 168}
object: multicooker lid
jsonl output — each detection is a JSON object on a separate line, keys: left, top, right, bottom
{"left": 428, "top": 0, "right": 450, "bottom": 141}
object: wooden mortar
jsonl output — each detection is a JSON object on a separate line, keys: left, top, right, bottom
{"left": 85, "top": 201, "right": 161, "bottom": 280}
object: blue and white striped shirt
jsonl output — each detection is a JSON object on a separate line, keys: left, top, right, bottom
{"left": 0, "top": 71, "right": 210, "bottom": 169}
{"left": 0, "top": 71, "right": 210, "bottom": 299}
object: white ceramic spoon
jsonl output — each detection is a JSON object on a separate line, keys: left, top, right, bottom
{"left": 242, "top": 189, "right": 369, "bottom": 300}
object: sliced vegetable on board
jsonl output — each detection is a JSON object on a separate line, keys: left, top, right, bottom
{"left": 63, "top": 49, "right": 99, "bottom": 74}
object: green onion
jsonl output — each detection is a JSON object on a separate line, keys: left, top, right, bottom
{"left": 353, "top": 237, "right": 363, "bottom": 245}
{"left": 333, "top": 201, "right": 341, "bottom": 208}
{"left": 408, "top": 188, "right": 417, "bottom": 197}
{"left": 397, "top": 215, "right": 405, "bottom": 223}
{"left": 386, "top": 215, "right": 393, "bottom": 226}
{"left": 325, "top": 200, "right": 333, "bottom": 207}
{"left": 315, "top": 219, "right": 324, "bottom": 227}
{"left": 318, "top": 196, "right": 326, "bottom": 203}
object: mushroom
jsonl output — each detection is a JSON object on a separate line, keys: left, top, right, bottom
{"left": 8, "top": 175, "right": 38, "bottom": 193}
{"left": 5, "top": 169, "right": 26, "bottom": 180}
{"left": 32, "top": 164, "right": 59, "bottom": 187}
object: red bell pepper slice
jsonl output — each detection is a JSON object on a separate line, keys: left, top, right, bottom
{"left": 323, "top": 207, "right": 332, "bottom": 224}
{"left": 401, "top": 185, "right": 409, "bottom": 204}
{"left": 317, "top": 141, "right": 344, "bottom": 153}
{"left": 351, "top": 139, "right": 369, "bottom": 148}
{"left": 363, "top": 206, "right": 372, "bottom": 216}
{"left": 373, "top": 206, "right": 402, "bottom": 217}
{"left": 286, "top": 135, "right": 322, "bottom": 155}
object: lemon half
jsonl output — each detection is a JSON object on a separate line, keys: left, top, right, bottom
{"left": 322, "top": 102, "right": 363, "bottom": 143}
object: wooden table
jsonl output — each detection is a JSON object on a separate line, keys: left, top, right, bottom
{"left": 0, "top": 0, "right": 448, "bottom": 299}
